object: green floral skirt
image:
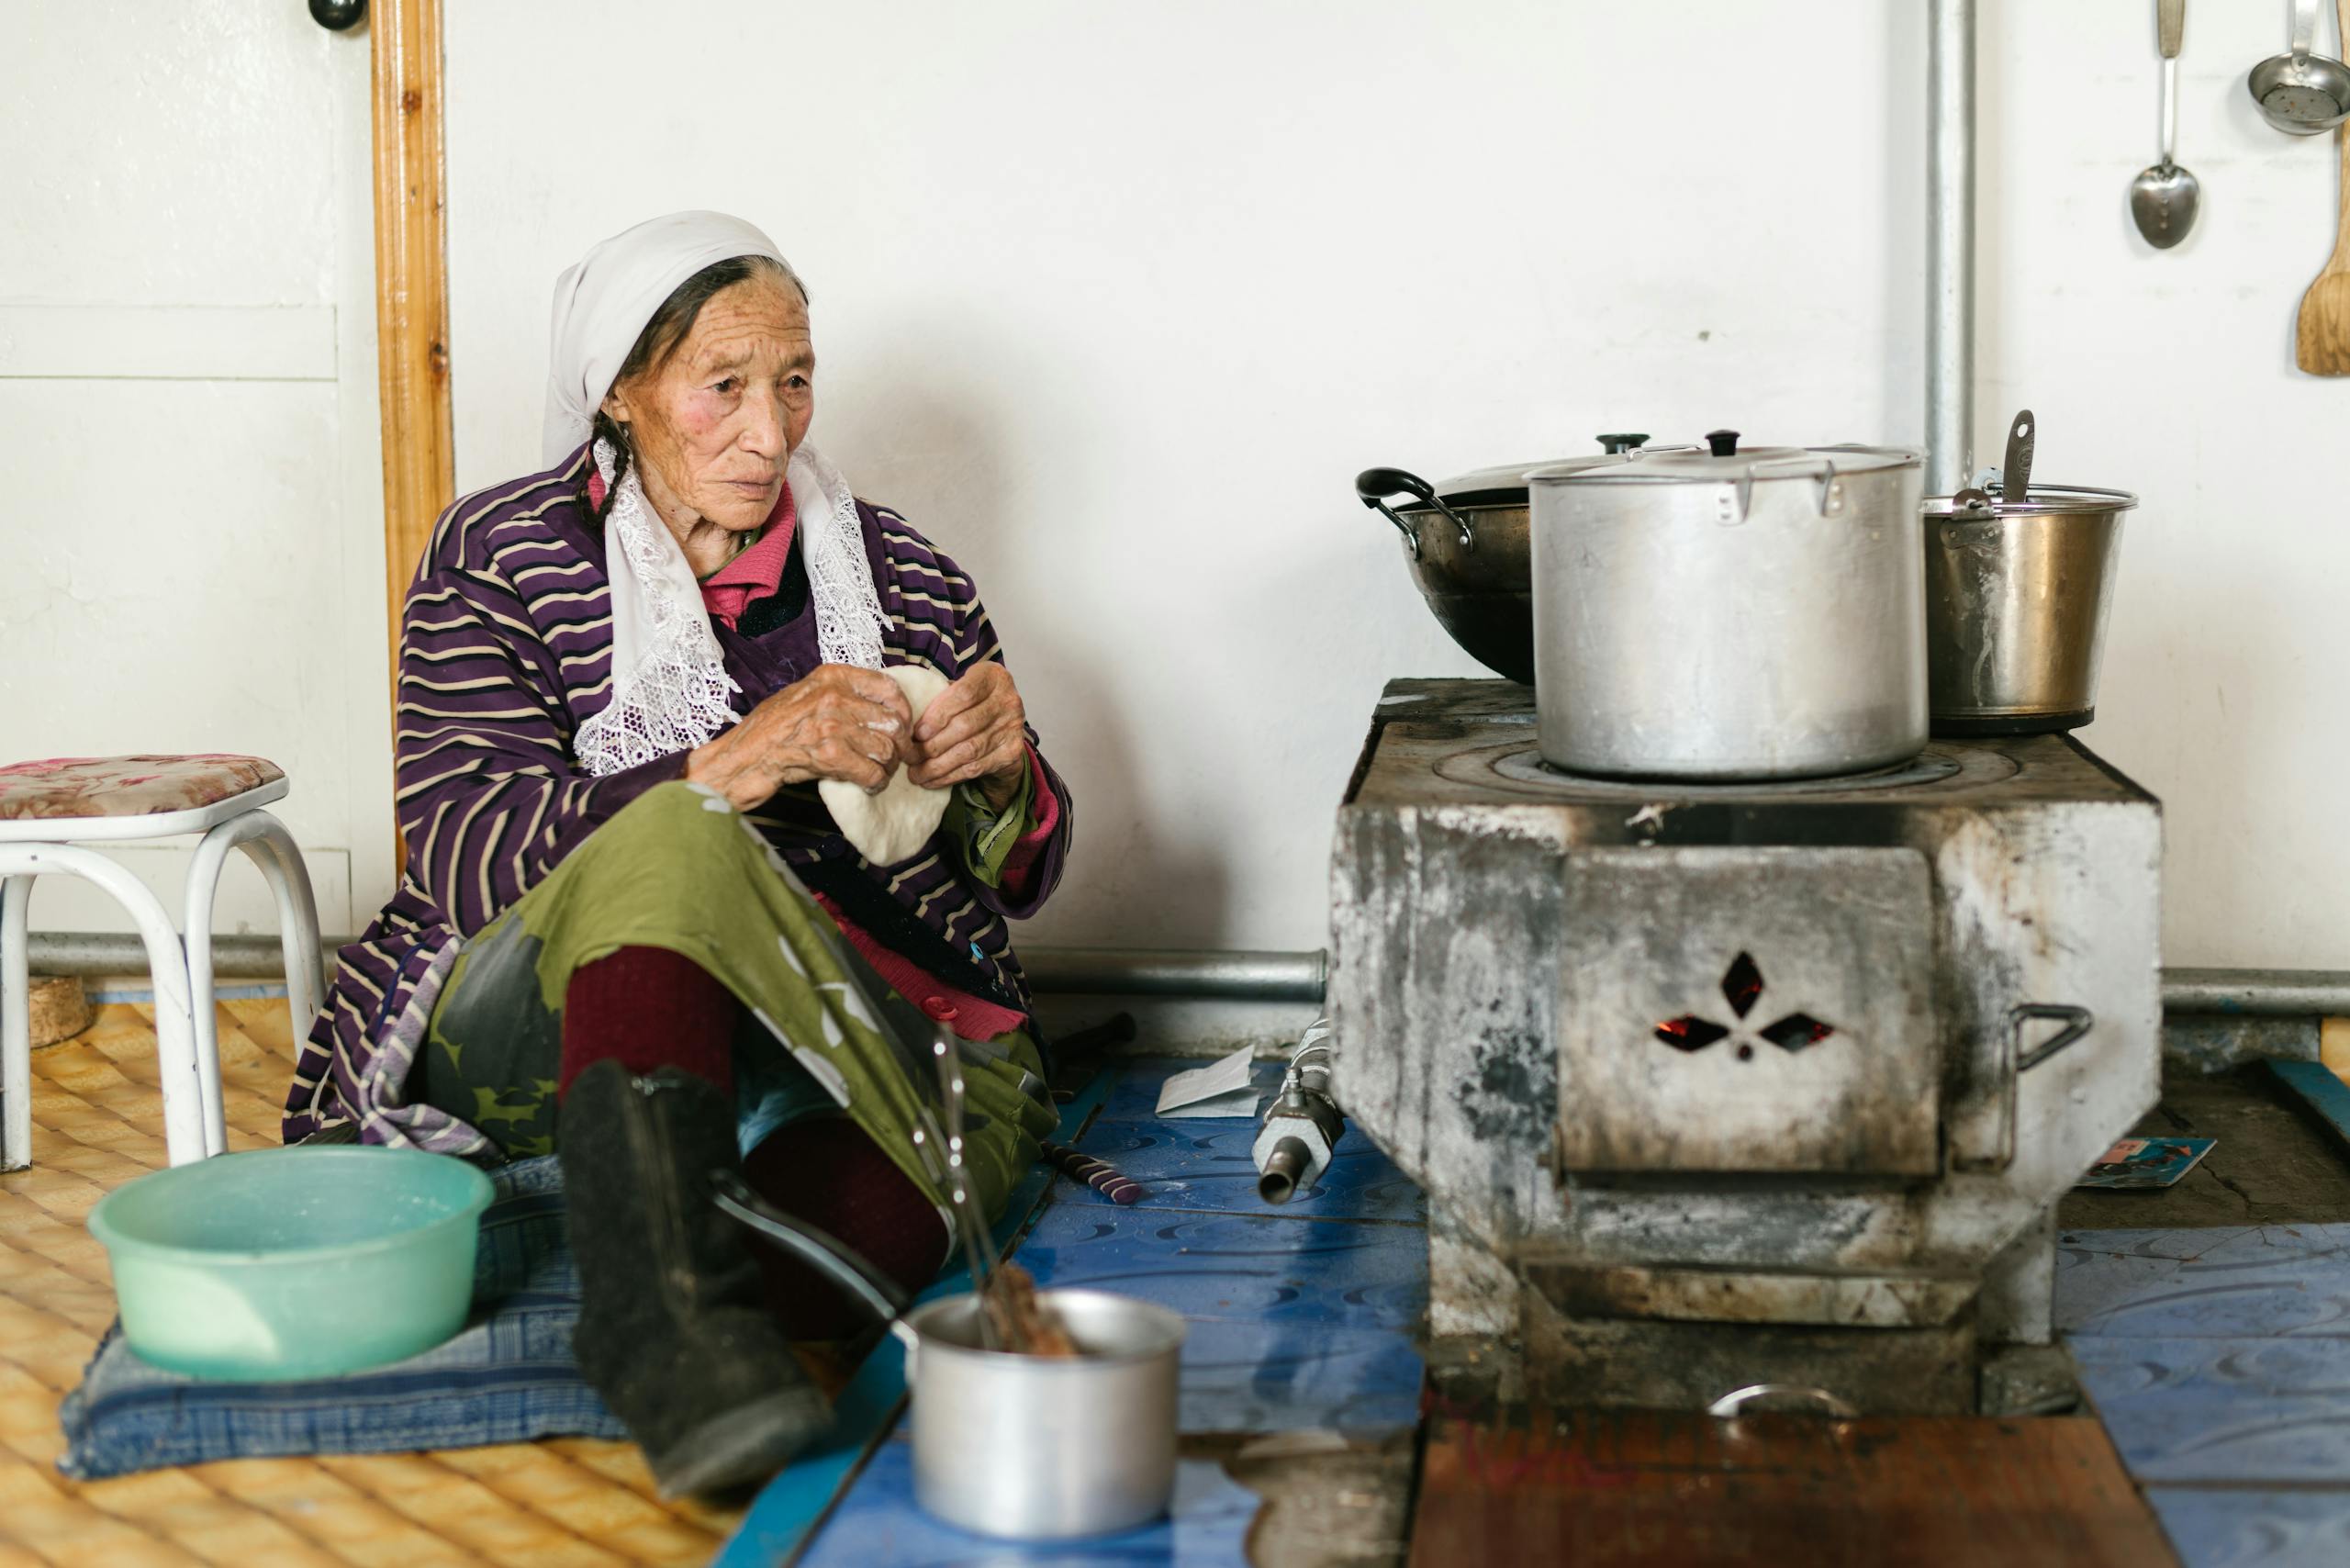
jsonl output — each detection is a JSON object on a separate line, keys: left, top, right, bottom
{"left": 407, "top": 779, "right": 1056, "bottom": 1226}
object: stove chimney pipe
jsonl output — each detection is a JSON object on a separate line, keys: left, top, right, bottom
{"left": 1927, "top": 0, "right": 1976, "bottom": 496}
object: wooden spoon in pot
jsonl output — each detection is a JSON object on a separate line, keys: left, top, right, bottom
{"left": 2297, "top": 0, "right": 2350, "bottom": 373}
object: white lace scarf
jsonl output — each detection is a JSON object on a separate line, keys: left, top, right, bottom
{"left": 574, "top": 437, "right": 889, "bottom": 777}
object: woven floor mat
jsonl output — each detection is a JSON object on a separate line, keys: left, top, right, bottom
{"left": 0, "top": 1001, "right": 740, "bottom": 1566}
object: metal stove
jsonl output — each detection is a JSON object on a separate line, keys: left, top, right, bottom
{"left": 1329, "top": 679, "right": 2162, "bottom": 1415}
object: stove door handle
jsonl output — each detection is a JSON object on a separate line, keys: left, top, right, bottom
{"left": 1707, "top": 1383, "right": 1860, "bottom": 1420}
{"left": 2012, "top": 1003, "right": 2095, "bottom": 1072}
{"left": 1957, "top": 1004, "right": 2099, "bottom": 1177}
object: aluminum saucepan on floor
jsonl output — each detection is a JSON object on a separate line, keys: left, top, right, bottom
{"left": 1355, "top": 435, "right": 1661, "bottom": 683}
{"left": 1924, "top": 411, "right": 2139, "bottom": 735}
{"left": 1528, "top": 431, "right": 1929, "bottom": 781}
{"left": 713, "top": 1173, "right": 1185, "bottom": 1540}
{"left": 901, "top": 1290, "right": 1185, "bottom": 1540}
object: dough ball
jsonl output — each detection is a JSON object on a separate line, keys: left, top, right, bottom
{"left": 817, "top": 664, "right": 954, "bottom": 866}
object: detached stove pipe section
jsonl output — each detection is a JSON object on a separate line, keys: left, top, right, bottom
{"left": 1928, "top": 0, "right": 1976, "bottom": 495}
{"left": 1254, "top": 1019, "right": 1344, "bottom": 1204}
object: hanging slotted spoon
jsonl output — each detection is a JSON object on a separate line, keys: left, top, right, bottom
{"left": 2132, "top": 0, "right": 2199, "bottom": 248}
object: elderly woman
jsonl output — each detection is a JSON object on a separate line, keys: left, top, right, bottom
{"left": 282, "top": 212, "right": 1072, "bottom": 1495}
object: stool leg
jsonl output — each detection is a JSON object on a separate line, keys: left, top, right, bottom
{"left": 1, "top": 875, "right": 32, "bottom": 1172}
{"left": 185, "top": 811, "right": 323, "bottom": 1159}
{"left": 237, "top": 811, "right": 325, "bottom": 1046}
{"left": 0, "top": 845, "right": 207, "bottom": 1166}
{"left": 185, "top": 820, "right": 240, "bottom": 1158}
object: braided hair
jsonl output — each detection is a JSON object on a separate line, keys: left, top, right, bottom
{"left": 586, "top": 253, "right": 803, "bottom": 526}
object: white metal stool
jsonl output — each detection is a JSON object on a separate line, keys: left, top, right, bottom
{"left": 0, "top": 755, "right": 325, "bottom": 1170}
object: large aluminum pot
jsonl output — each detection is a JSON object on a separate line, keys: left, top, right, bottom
{"left": 1529, "top": 433, "right": 1927, "bottom": 780}
{"left": 906, "top": 1289, "right": 1186, "bottom": 1540}
{"left": 1921, "top": 483, "right": 2138, "bottom": 734}
{"left": 1356, "top": 437, "right": 1654, "bottom": 683}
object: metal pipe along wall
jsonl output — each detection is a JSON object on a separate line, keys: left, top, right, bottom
{"left": 1927, "top": 0, "right": 1976, "bottom": 495}
{"left": 19, "top": 934, "right": 1331, "bottom": 1003}
{"left": 19, "top": 933, "right": 2350, "bottom": 1017}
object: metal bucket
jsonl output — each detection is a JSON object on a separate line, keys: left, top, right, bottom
{"left": 904, "top": 1289, "right": 1186, "bottom": 1540}
{"left": 1920, "top": 485, "right": 2137, "bottom": 734}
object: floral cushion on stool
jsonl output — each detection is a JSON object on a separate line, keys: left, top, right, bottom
{"left": 0, "top": 756, "right": 285, "bottom": 823}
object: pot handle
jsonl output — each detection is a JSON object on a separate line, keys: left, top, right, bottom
{"left": 1728, "top": 454, "right": 1844, "bottom": 523}
{"left": 1356, "top": 467, "right": 1473, "bottom": 558}
{"left": 2012, "top": 1003, "right": 2095, "bottom": 1071}
{"left": 711, "top": 1170, "right": 923, "bottom": 1353}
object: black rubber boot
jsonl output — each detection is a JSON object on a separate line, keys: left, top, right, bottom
{"left": 560, "top": 1060, "right": 830, "bottom": 1497}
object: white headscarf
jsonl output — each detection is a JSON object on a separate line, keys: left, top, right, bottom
{"left": 543, "top": 211, "right": 888, "bottom": 777}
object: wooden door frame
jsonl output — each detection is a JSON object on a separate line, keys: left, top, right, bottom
{"left": 371, "top": 0, "right": 453, "bottom": 855}
{"left": 372, "top": 0, "right": 453, "bottom": 711}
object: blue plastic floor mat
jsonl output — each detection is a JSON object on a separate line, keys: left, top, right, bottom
{"left": 1015, "top": 1204, "right": 1426, "bottom": 1337}
{"left": 2143, "top": 1486, "right": 2350, "bottom": 1568}
{"left": 2057, "top": 1224, "right": 2350, "bottom": 1338}
{"left": 796, "top": 1448, "right": 1262, "bottom": 1568}
{"left": 2062, "top": 1221, "right": 2350, "bottom": 1565}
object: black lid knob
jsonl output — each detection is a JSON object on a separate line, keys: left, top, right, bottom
{"left": 1705, "top": 429, "right": 1740, "bottom": 457}
{"left": 1595, "top": 432, "right": 1651, "bottom": 454}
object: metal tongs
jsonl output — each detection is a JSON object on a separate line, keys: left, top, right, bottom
{"left": 714, "top": 996, "right": 1037, "bottom": 1352}
{"left": 909, "top": 1025, "right": 1026, "bottom": 1351}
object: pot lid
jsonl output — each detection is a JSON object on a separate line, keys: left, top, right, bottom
{"left": 1529, "top": 429, "right": 1920, "bottom": 485}
{"left": 1922, "top": 481, "right": 2139, "bottom": 519}
{"left": 1430, "top": 454, "right": 1620, "bottom": 508}
{"left": 1392, "top": 434, "right": 1666, "bottom": 510}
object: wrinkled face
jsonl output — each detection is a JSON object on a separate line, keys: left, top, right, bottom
{"left": 602, "top": 271, "right": 813, "bottom": 532}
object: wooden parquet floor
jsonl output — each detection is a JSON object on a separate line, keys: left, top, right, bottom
{"left": 1409, "top": 1407, "right": 2179, "bottom": 1568}
{"left": 0, "top": 1001, "right": 741, "bottom": 1566}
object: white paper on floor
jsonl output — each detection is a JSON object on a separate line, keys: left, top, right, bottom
{"left": 1156, "top": 1043, "right": 1263, "bottom": 1119}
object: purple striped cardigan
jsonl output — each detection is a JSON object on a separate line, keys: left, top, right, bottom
{"left": 281, "top": 443, "right": 1072, "bottom": 1145}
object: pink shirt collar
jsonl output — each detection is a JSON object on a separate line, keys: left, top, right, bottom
{"left": 583, "top": 470, "right": 798, "bottom": 631}
{"left": 699, "top": 484, "right": 798, "bottom": 630}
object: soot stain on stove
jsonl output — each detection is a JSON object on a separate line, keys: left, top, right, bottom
{"left": 1457, "top": 1024, "right": 1558, "bottom": 1144}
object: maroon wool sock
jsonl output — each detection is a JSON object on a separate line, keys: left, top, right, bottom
{"left": 557, "top": 946, "right": 738, "bottom": 1096}
{"left": 743, "top": 1119, "right": 950, "bottom": 1340}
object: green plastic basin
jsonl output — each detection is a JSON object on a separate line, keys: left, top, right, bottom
{"left": 86, "top": 1146, "right": 494, "bottom": 1382}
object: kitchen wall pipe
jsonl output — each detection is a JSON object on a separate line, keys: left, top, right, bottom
{"left": 2161, "top": 969, "right": 2350, "bottom": 1017}
{"left": 1927, "top": 0, "right": 1977, "bottom": 495}
{"left": 21, "top": 934, "right": 2347, "bottom": 1018}
{"left": 19, "top": 934, "right": 1331, "bottom": 1003}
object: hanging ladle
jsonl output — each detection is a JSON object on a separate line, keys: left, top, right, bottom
{"left": 2132, "top": 0, "right": 2199, "bottom": 247}
{"left": 2250, "top": 0, "right": 2350, "bottom": 136}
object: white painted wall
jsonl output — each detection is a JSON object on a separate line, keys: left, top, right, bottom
{"left": 0, "top": 2, "right": 389, "bottom": 940}
{"left": 1985, "top": 0, "right": 2350, "bottom": 970}
{"left": 16, "top": 2, "right": 2334, "bottom": 974}
{"left": 445, "top": 0, "right": 1919, "bottom": 955}
{"left": 439, "top": 0, "right": 2350, "bottom": 969}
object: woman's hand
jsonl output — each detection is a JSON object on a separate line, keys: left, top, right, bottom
{"left": 685, "top": 665, "right": 914, "bottom": 811}
{"left": 909, "top": 662, "right": 1029, "bottom": 809}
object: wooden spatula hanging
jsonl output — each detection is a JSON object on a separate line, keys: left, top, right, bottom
{"left": 2297, "top": 0, "right": 2350, "bottom": 373}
